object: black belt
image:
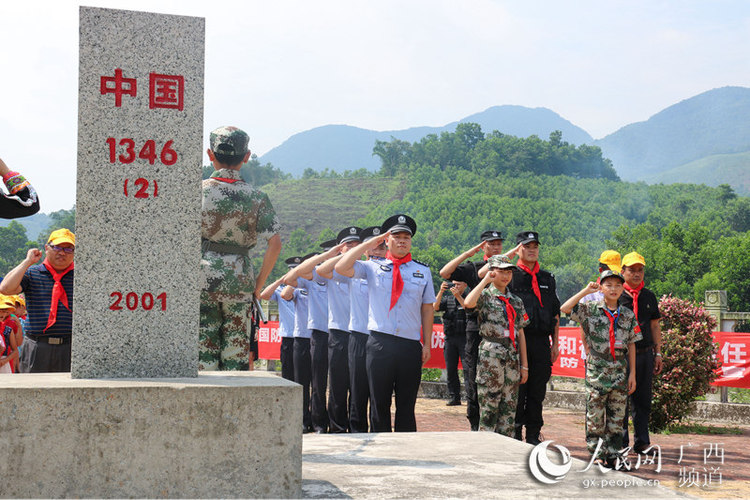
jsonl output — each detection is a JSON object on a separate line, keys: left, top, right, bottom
{"left": 28, "top": 335, "right": 71, "bottom": 345}
{"left": 636, "top": 345, "right": 654, "bottom": 354}
{"left": 201, "top": 239, "right": 251, "bottom": 256}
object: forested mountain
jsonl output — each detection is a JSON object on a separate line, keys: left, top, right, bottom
{"left": 259, "top": 105, "right": 592, "bottom": 177}
{"left": 595, "top": 86, "right": 750, "bottom": 182}
{"left": 259, "top": 86, "right": 750, "bottom": 196}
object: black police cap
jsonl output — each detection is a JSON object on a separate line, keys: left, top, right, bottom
{"left": 516, "top": 231, "right": 540, "bottom": 245}
{"left": 319, "top": 239, "right": 337, "bottom": 250}
{"left": 360, "top": 226, "right": 384, "bottom": 242}
{"left": 336, "top": 226, "right": 362, "bottom": 245}
{"left": 284, "top": 256, "right": 303, "bottom": 269}
{"left": 481, "top": 230, "right": 504, "bottom": 242}
{"left": 381, "top": 214, "right": 417, "bottom": 236}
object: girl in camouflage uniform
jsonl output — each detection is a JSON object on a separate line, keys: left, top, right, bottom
{"left": 464, "top": 255, "right": 529, "bottom": 437}
{"left": 561, "top": 270, "right": 640, "bottom": 467}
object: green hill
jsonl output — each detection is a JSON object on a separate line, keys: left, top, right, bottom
{"left": 642, "top": 151, "right": 750, "bottom": 196}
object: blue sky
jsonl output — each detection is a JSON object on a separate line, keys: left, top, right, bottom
{"left": 1, "top": 0, "right": 749, "bottom": 211}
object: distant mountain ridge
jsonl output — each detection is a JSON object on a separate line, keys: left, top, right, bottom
{"left": 259, "top": 87, "right": 750, "bottom": 195}
{"left": 595, "top": 86, "right": 750, "bottom": 183}
{"left": 260, "top": 105, "right": 592, "bottom": 177}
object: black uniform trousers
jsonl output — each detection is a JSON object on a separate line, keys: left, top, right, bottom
{"left": 348, "top": 330, "right": 370, "bottom": 433}
{"left": 463, "top": 327, "right": 481, "bottom": 429}
{"left": 292, "top": 337, "right": 312, "bottom": 431}
{"left": 280, "top": 336, "right": 295, "bottom": 381}
{"left": 515, "top": 332, "right": 552, "bottom": 438}
{"left": 623, "top": 348, "right": 655, "bottom": 450}
{"left": 19, "top": 337, "right": 72, "bottom": 373}
{"left": 367, "top": 331, "right": 422, "bottom": 432}
{"left": 327, "top": 329, "right": 351, "bottom": 433}
{"left": 310, "top": 329, "right": 330, "bottom": 432}
{"left": 443, "top": 331, "right": 467, "bottom": 402}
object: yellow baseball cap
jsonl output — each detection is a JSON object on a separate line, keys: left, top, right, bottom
{"left": 0, "top": 295, "right": 16, "bottom": 310}
{"left": 622, "top": 251, "right": 646, "bottom": 268}
{"left": 598, "top": 250, "right": 622, "bottom": 274}
{"left": 47, "top": 228, "right": 76, "bottom": 246}
{"left": 12, "top": 295, "right": 25, "bottom": 308}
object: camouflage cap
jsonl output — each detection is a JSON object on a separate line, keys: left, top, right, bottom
{"left": 599, "top": 269, "right": 625, "bottom": 284}
{"left": 209, "top": 126, "right": 249, "bottom": 156}
{"left": 487, "top": 255, "right": 516, "bottom": 270}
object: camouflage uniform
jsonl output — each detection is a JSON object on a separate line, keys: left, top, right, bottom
{"left": 475, "top": 285, "right": 529, "bottom": 437}
{"left": 571, "top": 301, "right": 641, "bottom": 460}
{"left": 200, "top": 162, "right": 280, "bottom": 370}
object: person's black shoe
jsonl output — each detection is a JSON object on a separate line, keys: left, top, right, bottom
{"left": 526, "top": 435, "right": 541, "bottom": 445}
{"left": 302, "top": 426, "right": 314, "bottom": 434}
{"left": 470, "top": 423, "right": 479, "bottom": 431}
{"left": 634, "top": 443, "right": 650, "bottom": 454}
{"left": 446, "top": 399, "right": 461, "bottom": 406}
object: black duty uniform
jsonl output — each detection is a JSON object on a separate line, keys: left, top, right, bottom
{"left": 508, "top": 231, "right": 560, "bottom": 444}
{"left": 438, "top": 285, "right": 468, "bottom": 405}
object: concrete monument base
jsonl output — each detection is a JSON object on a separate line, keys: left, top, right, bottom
{"left": 0, "top": 371, "right": 301, "bottom": 498}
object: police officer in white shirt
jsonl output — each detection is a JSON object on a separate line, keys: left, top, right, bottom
{"left": 336, "top": 214, "right": 435, "bottom": 432}
{"left": 285, "top": 244, "right": 333, "bottom": 433}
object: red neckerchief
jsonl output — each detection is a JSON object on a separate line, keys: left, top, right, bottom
{"left": 42, "top": 258, "right": 74, "bottom": 332}
{"left": 483, "top": 254, "right": 490, "bottom": 261}
{"left": 212, "top": 177, "right": 239, "bottom": 184}
{"left": 603, "top": 307, "right": 620, "bottom": 361}
{"left": 623, "top": 281, "right": 644, "bottom": 320}
{"left": 496, "top": 295, "right": 517, "bottom": 348}
{"left": 517, "top": 261, "right": 543, "bottom": 307}
{"left": 386, "top": 251, "right": 412, "bottom": 310}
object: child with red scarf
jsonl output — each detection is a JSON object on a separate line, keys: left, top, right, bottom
{"left": 464, "top": 255, "right": 529, "bottom": 437}
{"left": 561, "top": 270, "right": 641, "bottom": 468}
{"left": 0, "top": 296, "right": 20, "bottom": 373}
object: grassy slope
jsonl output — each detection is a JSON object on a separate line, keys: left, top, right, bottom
{"left": 641, "top": 151, "right": 750, "bottom": 196}
{"left": 261, "top": 177, "right": 406, "bottom": 241}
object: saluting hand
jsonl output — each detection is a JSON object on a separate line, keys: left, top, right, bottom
{"left": 467, "top": 241, "right": 485, "bottom": 257}
{"left": 584, "top": 281, "right": 599, "bottom": 294}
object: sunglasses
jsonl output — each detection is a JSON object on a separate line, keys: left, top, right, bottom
{"left": 48, "top": 244, "right": 75, "bottom": 254}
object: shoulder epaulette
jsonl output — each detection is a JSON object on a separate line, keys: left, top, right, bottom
{"left": 412, "top": 259, "right": 429, "bottom": 267}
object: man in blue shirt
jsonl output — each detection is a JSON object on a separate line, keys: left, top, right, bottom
{"left": 0, "top": 228, "right": 75, "bottom": 372}
{"left": 260, "top": 256, "right": 303, "bottom": 381}
{"left": 314, "top": 226, "right": 362, "bottom": 433}
{"left": 336, "top": 214, "right": 435, "bottom": 432}
{"left": 285, "top": 245, "right": 333, "bottom": 433}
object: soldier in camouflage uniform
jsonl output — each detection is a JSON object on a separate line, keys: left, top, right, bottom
{"left": 561, "top": 270, "right": 641, "bottom": 466}
{"left": 200, "top": 126, "right": 282, "bottom": 370}
{"left": 464, "top": 255, "right": 529, "bottom": 437}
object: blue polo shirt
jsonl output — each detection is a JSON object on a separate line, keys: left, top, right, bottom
{"left": 297, "top": 271, "right": 329, "bottom": 333}
{"left": 292, "top": 288, "right": 312, "bottom": 339}
{"left": 325, "top": 270, "right": 351, "bottom": 332}
{"left": 352, "top": 258, "right": 435, "bottom": 341}
{"left": 20, "top": 263, "right": 74, "bottom": 337}
{"left": 270, "top": 289, "right": 296, "bottom": 338}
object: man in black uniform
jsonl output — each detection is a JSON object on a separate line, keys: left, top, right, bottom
{"left": 619, "top": 251, "right": 662, "bottom": 453}
{"left": 434, "top": 280, "right": 468, "bottom": 406}
{"left": 440, "top": 230, "right": 509, "bottom": 430}
{"left": 508, "top": 231, "right": 560, "bottom": 444}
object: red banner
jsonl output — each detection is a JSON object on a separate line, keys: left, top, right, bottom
{"left": 256, "top": 322, "right": 749, "bottom": 388}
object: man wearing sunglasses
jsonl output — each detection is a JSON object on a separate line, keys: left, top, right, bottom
{"left": 0, "top": 228, "right": 75, "bottom": 372}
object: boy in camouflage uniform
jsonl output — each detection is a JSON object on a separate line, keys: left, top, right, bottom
{"left": 464, "top": 255, "right": 529, "bottom": 437}
{"left": 200, "top": 126, "right": 281, "bottom": 370}
{"left": 561, "top": 270, "right": 641, "bottom": 466}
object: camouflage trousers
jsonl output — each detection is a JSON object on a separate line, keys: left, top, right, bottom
{"left": 199, "top": 291, "right": 250, "bottom": 371}
{"left": 476, "top": 339, "right": 520, "bottom": 437}
{"left": 585, "top": 356, "right": 628, "bottom": 459}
